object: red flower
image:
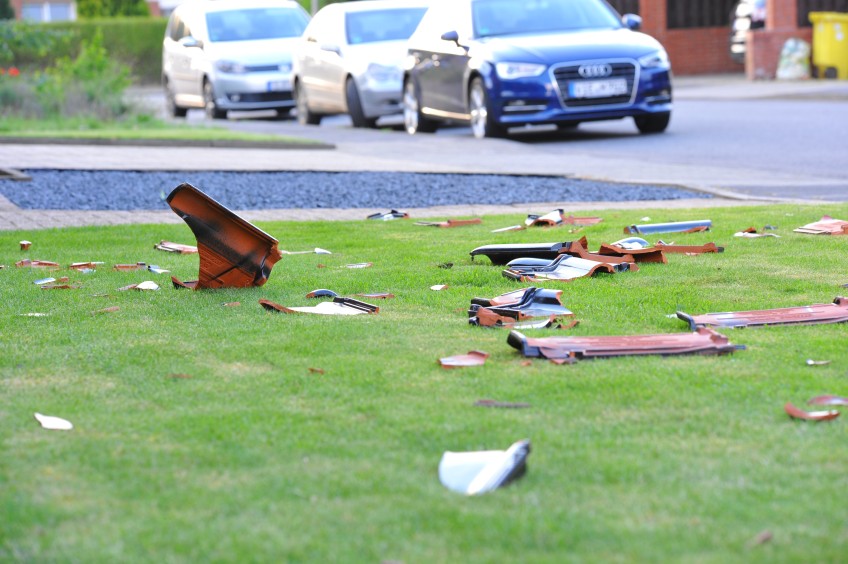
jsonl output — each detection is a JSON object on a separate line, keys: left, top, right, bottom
{"left": 8, "top": 67, "right": 19, "bottom": 77}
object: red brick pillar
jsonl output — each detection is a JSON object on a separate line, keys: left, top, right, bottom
{"left": 11, "top": 0, "right": 23, "bottom": 20}
{"left": 746, "top": 0, "right": 811, "bottom": 78}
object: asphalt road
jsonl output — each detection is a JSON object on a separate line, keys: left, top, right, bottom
{"left": 171, "top": 91, "right": 848, "bottom": 202}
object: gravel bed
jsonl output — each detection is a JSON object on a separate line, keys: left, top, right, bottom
{"left": 0, "top": 169, "right": 710, "bottom": 211}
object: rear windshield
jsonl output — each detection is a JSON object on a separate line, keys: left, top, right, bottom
{"left": 472, "top": 0, "right": 621, "bottom": 38}
{"left": 206, "top": 7, "right": 309, "bottom": 42}
{"left": 345, "top": 7, "right": 427, "bottom": 45}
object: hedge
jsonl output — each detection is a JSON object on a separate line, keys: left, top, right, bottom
{"left": 12, "top": 18, "right": 167, "bottom": 85}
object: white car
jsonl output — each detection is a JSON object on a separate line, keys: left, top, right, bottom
{"left": 292, "top": 0, "right": 428, "bottom": 127}
{"left": 162, "top": 0, "right": 310, "bottom": 119}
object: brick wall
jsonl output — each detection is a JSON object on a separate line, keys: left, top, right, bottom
{"left": 747, "top": 27, "right": 814, "bottom": 78}
{"left": 650, "top": 27, "right": 744, "bottom": 75}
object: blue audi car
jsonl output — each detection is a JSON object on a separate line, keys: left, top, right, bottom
{"left": 402, "top": 0, "right": 672, "bottom": 138}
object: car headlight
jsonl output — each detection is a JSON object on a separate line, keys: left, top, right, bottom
{"left": 215, "top": 60, "right": 247, "bottom": 74}
{"left": 638, "top": 49, "right": 670, "bottom": 69}
{"left": 365, "top": 63, "right": 397, "bottom": 82}
{"left": 495, "top": 62, "right": 547, "bottom": 80}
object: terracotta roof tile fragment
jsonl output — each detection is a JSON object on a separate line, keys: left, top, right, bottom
{"left": 260, "top": 297, "right": 378, "bottom": 315}
{"left": 154, "top": 241, "right": 198, "bottom": 254}
{"left": 807, "top": 395, "right": 848, "bottom": 406}
{"left": 415, "top": 218, "right": 482, "bottom": 228}
{"left": 784, "top": 402, "right": 839, "bottom": 421}
{"left": 439, "top": 350, "right": 489, "bottom": 368}
{"left": 793, "top": 215, "right": 848, "bottom": 235}
{"left": 678, "top": 297, "right": 848, "bottom": 329}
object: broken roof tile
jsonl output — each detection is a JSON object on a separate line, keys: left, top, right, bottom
{"left": 470, "top": 238, "right": 588, "bottom": 265}
{"left": 469, "top": 287, "right": 574, "bottom": 328}
{"left": 503, "top": 255, "right": 636, "bottom": 282}
{"left": 15, "top": 259, "right": 59, "bottom": 269}
{"left": 344, "top": 262, "right": 373, "bottom": 269}
{"left": 734, "top": 227, "right": 780, "bottom": 238}
{"left": 439, "top": 350, "right": 489, "bottom": 368}
{"left": 69, "top": 262, "right": 101, "bottom": 270}
{"left": 355, "top": 292, "right": 395, "bottom": 299}
{"left": 113, "top": 262, "right": 146, "bottom": 271}
{"left": 474, "top": 399, "right": 531, "bottom": 409}
{"left": 306, "top": 289, "right": 339, "bottom": 299}
{"left": 154, "top": 241, "right": 198, "bottom": 254}
{"left": 678, "top": 297, "right": 848, "bottom": 329}
{"left": 808, "top": 395, "right": 848, "bottom": 406}
{"left": 524, "top": 209, "right": 602, "bottom": 228}
{"left": 438, "top": 439, "right": 530, "bottom": 495}
{"left": 167, "top": 183, "right": 283, "bottom": 289}
{"left": 20, "top": 240, "right": 32, "bottom": 250}
{"left": 794, "top": 215, "right": 848, "bottom": 235}
{"left": 260, "top": 297, "right": 379, "bottom": 315}
{"left": 367, "top": 209, "right": 409, "bottom": 220}
{"left": 784, "top": 402, "right": 839, "bottom": 421}
{"left": 430, "top": 284, "right": 449, "bottom": 291}
{"left": 34, "top": 412, "right": 73, "bottom": 431}
{"left": 508, "top": 327, "right": 741, "bottom": 364}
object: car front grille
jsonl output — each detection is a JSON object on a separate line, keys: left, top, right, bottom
{"left": 228, "top": 92, "right": 293, "bottom": 103}
{"left": 245, "top": 64, "right": 286, "bottom": 72}
{"left": 552, "top": 61, "right": 637, "bottom": 108}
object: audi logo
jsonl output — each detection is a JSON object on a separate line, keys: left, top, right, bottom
{"left": 578, "top": 63, "right": 612, "bottom": 78}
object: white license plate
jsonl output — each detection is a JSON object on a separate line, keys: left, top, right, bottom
{"left": 267, "top": 80, "right": 290, "bottom": 92}
{"left": 568, "top": 78, "right": 628, "bottom": 99}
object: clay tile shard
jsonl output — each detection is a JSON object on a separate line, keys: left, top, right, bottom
{"left": 734, "top": 227, "right": 780, "bottom": 238}
{"left": 367, "top": 209, "right": 409, "bottom": 220}
{"left": 524, "top": 209, "right": 602, "bottom": 227}
{"left": 507, "top": 327, "right": 741, "bottom": 364}
{"left": 20, "top": 240, "right": 32, "bottom": 250}
{"left": 355, "top": 292, "right": 395, "bottom": 299}
{"left": 808, "top": 395, "right": 848, "bottom": 406}
{"left": 171, "top": 276, "right": 198, "bottom": 289}
{"left": 794, "top": 215, "right": 848, "bottom": 235}
{"left": 503, "top": 255, "right": 636, "bottom": 282}
{"left": 430, "top": 284, "right": 449, "bottom": 291}
{"left": 154, "top": 241, "right": 198, "bottom": 254}
{"left": 166, "top": 183, "right": 283, "bottom": 289}
{"left": 113, "top": 262, "right": 146, "bottom": 271}
{"left": 15, "top": 259, "right": 60, "bottom": 269}
{"left": 784, "top": 402, "right": 840, "bottom": 421}
{"left": 305, "top": 288, "right": 339, "bottom": 299}
{"left": 439, "top": 350, "right": 489, "bottom": 368}
{"left": 344, "top": 262, "right": 372, "bottom": 269}
{"left": 69, "top": 262, "right": 100, "bottom": 271}
{"left": 677, "top": 297, "right": 848, "bottom": 329}
{"left": 474, "top": 399, "right": 531, "bottom": 409}
{"left": 260, "top": 297, "right": 378, "bottom": 315}
{"left": 654, "top": 242, "right": 724, "bottom": 254}
{"left": 438, "top": 439, "right": 530, "bottom": 495}
{"left": 34, "top": 277, "right": 56, "bottom": 285}
{"left": 415, "top": 218, "right": 482, "bottom": 228}
{"left": 469, "top": 287, "right": 574, "bottom": 327}
{"left": 469, "top": 238, "right": 588, "bottom": 265}
{"left": 41, "top": 284, "right": 79, "bottom": 290}
{"left": 118, "top": 281, "right": 160, "bottom": 291}
{"left": 624, "top": 220, "right": 711, "bottom": 235}
{"left": 596, "top": 243, "right": 666, "bottom": 264}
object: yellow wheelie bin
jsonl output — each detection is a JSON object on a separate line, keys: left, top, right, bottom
{"left": 809, "top": 12, "right": 848, "bottom": 79}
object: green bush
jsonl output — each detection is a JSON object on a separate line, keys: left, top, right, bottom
{"left": 7, "top": 18, "right": 166, "bottom": 85}
{"left": 77, "top": 0, "right": 149, "bottom": 18}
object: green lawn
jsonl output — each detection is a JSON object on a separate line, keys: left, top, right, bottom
{"left": 1, "top": 202, "right": 847, "bottom": 562}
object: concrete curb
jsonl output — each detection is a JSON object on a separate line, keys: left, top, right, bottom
{"left": 0, "top": 136, "right": 334, "bottom": 150}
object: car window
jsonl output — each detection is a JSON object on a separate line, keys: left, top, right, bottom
{"left": 472, "top": 0, "right": 621, "bottom": 38}
{"left": 206, "top": 7, "right": 309, "bottom": 42}
{"left": 345, "top": 8, "right": 427, "bottom": 45}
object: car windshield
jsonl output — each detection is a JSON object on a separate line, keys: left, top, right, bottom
{"left": 345, "top": 7, "right": 427, "bottom": 45}
{"left": 472, "top": 0, "right": 621, "bottom": 38}
{"left": 206, "top": 7, "right": 309, "bottom": 42}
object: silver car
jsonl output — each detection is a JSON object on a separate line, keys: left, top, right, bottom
{"left": 292, "top": 0, "right": 428, "bottom": 127}
{"left": 162, "top": 0, "right": 310, "bottom": 119}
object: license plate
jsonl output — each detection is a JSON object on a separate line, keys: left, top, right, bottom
{"left": 568, "top": 78, "right": 628, "bottom": 99}
{"left": 267, "top": 80, "right": 290, "bottom": 92}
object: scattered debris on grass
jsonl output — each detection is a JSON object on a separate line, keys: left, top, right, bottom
{"left": 439, "top": 350, "right": 489, "bottom": 368}
{"left": 282, "top": 247, "right": 331, "bottom": 255}
{"left": 222, "top": 302, "right": 241, "bottom": 307}
{"left": 69, "top": 262, "right": 101, "bottom": 271}
{"left": 747, "top": 530, "right": 774, "bottom": 548}
{"left": 344, "top": 262, "right": 373, "bottom": 269}
{"left": 793, "top": 215, "right": 848, "bottom": 235}
{"left": 118, "top": 281, "right": 160, "bottom": 291}
{"left": 91, "top": 306, "right": 120, "bottom": 315}
{"left": 734, "top": 227, "right": 780, "bottom": 238}
{"left": 624, "top": 219, "right": 711, "bottom": 234}
{"left": 33, "top": 277, "right": 56, "bottom": 285}
{"left": 19, "top": 240, "right": 32, "bottom": 250}
{"left": 41, "top": 283, "right": 79, "bottom": 290}
{"left": 677, "top": 297, "right": 848, "bottom": 329}
{"left": 20, "top": 312, "right": 49, "bottom": 317}
{"left": 308, "top": 367, "right": 326, "bottom": 375}
{"left": 260, "top": 297, "right": 379, "bottom": 315}
{"left": 34, "top": 412, "right": 73, "bottom": 431}
{"left": 474, "top": 399, "right": 531, "bottom": 409}
{"left": 367, "top": 210, "right": 409, "bottom": 220}
{"left": 155, "top": 240, "right": 198, "bottom": 254}
{"left": 430, "top": 284, "right": 449, "bottom": 291}
{"left": 438, "top": 439, "right": 531, "bottom": 495}
{"left": 16, "top": 259, "right": 59, "bottom": 269}
{"left": 114, "top": 263, "right": 146, "bottom": 271}
{"left": 468, "top": 287, "right": 575, "bottom": 328}
{"left": 306, "top": 289, "right": 339, "bottom": 299}
{"left": 806, "top": 359, "right": 831, "bottom": 366}
{"left": 493, "top": 210, "right": 603, "bottom": 232}
{"left": 508, "top": 327, "right": 741, "bottom": 364}
{"left": 356, "top": 292, "right": 395, "bottom": 299}
{"left": 503, "top": 255, "right": 637, "bottom": 282}
{"left": 167, "top": 183, "right": 283, "bottom": 289}
{"left": 415, "top": 218, "right": 482, "bottom": 228}
{"left": 784, "top": 402, "right": 839, "bottom": 421}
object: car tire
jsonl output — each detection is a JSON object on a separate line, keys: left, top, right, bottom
{"left": 469, "top": 77, "right": 505, "bottom": 139}
{"left": 273, "top": 108, "right": 294, "bottom": 120}
{"left": 295, "top": 81, "right": 322, "bottom": 126}
{"left": 346, "top": 78, "right": 377, "bottom": 129}
{"left": 164, "top": 78, "right": 188, "bottom": 118}
{"left": 203, "top": 80, "right": 227, "bottom": 120}
{"left": 403, "top": 78, "right": 437, "bottom": 135}
{"left": 634, "top": 112, "right": 670, "bottom": 134}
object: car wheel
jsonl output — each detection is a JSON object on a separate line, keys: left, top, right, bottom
{"left": 346, "top": 78, "right": 377, "bottom": 129}
{"left": 203, "top": 80, "right": 227, "bottom": 120}
{"left": 295, "top": 81, "right": 322, "bottom": 126}
{"left": 469, "top": 77, "right": 505, "bottom": 139}
{"left": 634, "top": 112, "right": 670, "bottom": 134}
{"left": 402, "top": 79, "right": 436, "bottom": 135}
{"left": 273, "top": 107, "right": 294, "bottom": 120}
{"left": 164, "top": 78, "right": 187, "bottom": 118}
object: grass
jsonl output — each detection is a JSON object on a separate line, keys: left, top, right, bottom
{"left": 1, "top": 202, "right": 847, "bottom": 562}
{"left": 0, "top": 115, "right": 321, "bottom": 145}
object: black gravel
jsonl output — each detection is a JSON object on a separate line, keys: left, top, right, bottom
{"left": 0, "top": 169, "right": 710, "bottom": 211}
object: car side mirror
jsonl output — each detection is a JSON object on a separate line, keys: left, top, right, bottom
{"left": 179, "top": 36, "right": 203, "bottom": 49}
{"left": 440, "top": 30, "right": 469, "bottom": 52}
{"left": 622, "top": 14, "right": 642, "bottom": 31}
{"left": 320, "top": 42, "right": 341, "bottom": 55}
